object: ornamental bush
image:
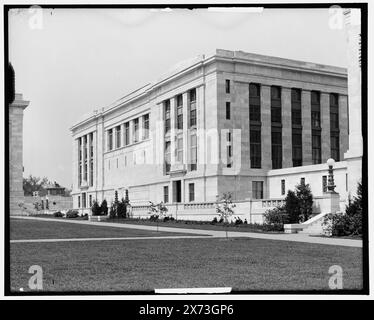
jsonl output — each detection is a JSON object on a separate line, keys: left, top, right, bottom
{"left": 66, "top": 210, "right": 79, "bottom": 219}
{"left": 323, "top": 182, "right": 363, "bottom": 237}
{"left": 101, "top": 199, "right": 108, "bottom": 216}
{"left": 91, "top": 200, "right": 101, "bottom": 216}
{"left": 263, "top": 206, "right": 289, "bottom": 231}
{"left": 53, "top": 211, "right": 63, "bottom": 218}
{"left": 295, "top": 183, "right": 313, "bottom": 222}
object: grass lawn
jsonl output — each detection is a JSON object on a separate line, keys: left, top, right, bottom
{"left": 10, "top": 218, "right": 206, "bottom": 240}
{"left": 104, "top": 218, "right": 284, "bottom": 233}
{"left": 10, "top": 219, "right": 363, "bottom": 292}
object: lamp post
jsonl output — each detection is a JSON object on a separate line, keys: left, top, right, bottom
{"left": 326, "top": 158, "right": 336, "bottom": 192}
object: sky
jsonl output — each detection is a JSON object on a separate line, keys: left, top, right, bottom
{"left": 8, "top": 7, "right": 348, "bottom": 188}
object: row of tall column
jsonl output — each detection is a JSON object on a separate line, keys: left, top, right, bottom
{"left": 77, "top": 132, "right": 95, "bottom": 188}
{"left": 107, "top": 115, "right": 148, "bottom": 151}
{"left": 257, "top": 85, "right": 348, "bottom": 170}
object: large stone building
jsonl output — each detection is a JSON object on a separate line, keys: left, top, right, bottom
{"left": 71, "top": 49, "right": 353, "bottom": 214}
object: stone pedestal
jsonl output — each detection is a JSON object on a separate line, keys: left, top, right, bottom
{"left": 324, "top": 191, "right": 341, "bottom": 214}
{"left": 9, "top": 93, "right": 29, "bottom": 215}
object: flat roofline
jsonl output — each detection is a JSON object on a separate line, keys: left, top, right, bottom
{"left": 70, "top": 49, "right": 347, "bottom": 132}
{"left": 215, "top": 49, "right": 347, "bottom": 75}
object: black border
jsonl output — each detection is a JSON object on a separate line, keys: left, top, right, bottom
{"left": 4, "top": 2, "right": 369, "bottom": 297}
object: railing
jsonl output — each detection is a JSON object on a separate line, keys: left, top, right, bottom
{"left": 183, "top": 202, "right": 215, "bottom": 210}
{"left": 261, "top": 199, "right": 285, "bottom": 208}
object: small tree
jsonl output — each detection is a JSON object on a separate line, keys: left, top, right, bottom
{"left": 295, "top": 183, "right": 313, "bottom": 222}
{"left": 91, "top": 200, "right": 101, "bottom": 216}
{"left": 109, "top": 202, "right": 116, "bottom": 218}
{"left": 117, "top": 198, "right": 127, "bottom": 218}
{"left": 148, "top": 201, "right": 168, "bottom": 232}
{"left": 101, "top": 199, "right": 108, "bottom": 216}
{"left": 284, "top": 190, "right": 300, "bottom": 223}
{"left": 215, "top": 193, "right": 236, "bottom": 239}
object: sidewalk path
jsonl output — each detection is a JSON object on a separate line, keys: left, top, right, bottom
{"left": 11, "top": 216, "right": 362, "bottom": 248}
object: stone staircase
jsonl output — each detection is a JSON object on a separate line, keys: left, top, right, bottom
{"left": 284, "top": 212, "right": 330, "bottom": 235}
{"left": 298, "top": 212, "right": 327, "bottom": 235}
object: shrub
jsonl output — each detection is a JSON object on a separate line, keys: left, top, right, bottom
{"left": 323, "top": 182, "right": 363, "bottom": 237}
{"left": 283, "top": 190, "right": 300, "bottom": 223}
{"left": 149, "top": 214, "right": 159, "bottom": 222}
{"left": 263, "top": 206, "right": 289, "bottom": 231}
{"left": 91, "top": 200, "right": 101, "bottom": 216}
{"left": 295, "top": 183, "right": 313, "bottom": 222}
{"left": 234, "top": 217, "right": 243, "bottom": 225}
{"left": 163, "top": 216, "right": 175, "bottom": 222}
{"left": 211, "top": 217, "right": 218, "bottom": 224}
{"left": 101, "top": 199, "right": 108, "bottom": 216}
{"left": 117, "top": 198, "right": 127, "bottom": 218}
{"left": 109, "top": 202, "right": 116, "bottom": 218}
{"left": 53, "top": 211, "right": 63, "bottom": 218}
{"left": 66, "top": 210, "right": 79, "bottom": 219}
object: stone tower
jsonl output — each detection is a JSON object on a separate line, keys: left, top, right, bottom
{"left": 343, "top": 9, "right": 363, "bottom": 197}
{"left": 9, "top": 93, "right": 29, "bottom": 215}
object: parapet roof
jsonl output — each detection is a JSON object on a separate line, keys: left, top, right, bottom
{"left": 71, "top": 49, "right": 347, "bottom": 131}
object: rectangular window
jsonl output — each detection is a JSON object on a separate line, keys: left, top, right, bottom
{"left": 133, "top": 118, "right": 139, "bottom": 143}
{"left": 82, "top": 193, "right": 86, "bottom": 208}
{"left": 78, "top": 196, "right": 81, "bottom": 208}
{"left": 281, "top": 179, "right": 285, "bottom": 195}
{"left": 226, "top": 102, "right": 231, "bottom": 120}
{"left": 176, "top": 95, "right": 183, "bottom": 130}
{"left": 250, "top": 126, "right": 261, "bottom": 168}
{"left": 143, "top": 114, "right": 149, "bottom": 139}
{"left": 227, "top": 132, "right": 232, "bottom": 168}
{"left": 83, "top": 135, "right": 88, "bottom": 181}
{"left": 300, "top": 177, "right": 305, "bottom": 185}
{"left": 291, "top": 88, "right": 302, "bottom": 126}
{"left": 311, "top": 91, "right": 321, "bottom": 128}
{"left": 108, "top": 129, "right": 113, "bottom": 151}
{"left": 89, "top": 160, "right": 93, "bottom": 187}
{"left": 322, "top": 175, "right": 327, "bottom": 193}
{"left": 271, "top": 86, "right": 282, "bottom": 124}
{"left": 225, "top": 79, "right": 230, "bottom": 94}
{"left": 330, "top": 93, "right": 339, "bottom": 130}
{"left": 292, "top": 130, "right": 302, "bottom": 167}
{"left": 89, "top": 195, "right": 92, "bottom": 207}
{"left": 89, "top": 133, "right": 94, "bottom": 157}
{"left": 89, "top": 133, "right": 93, "bottom": 186}
{"left": 176, "top": 136, "right": 183, "bottom": 163}
{"left": 124, "top": 122, "right": 130, "bottom": 145}
{"left": 190, "top": 133, "right": 197, "bottom": 171}
{"left": 249, "top": 83, "right": 261, "bottom": 122}
{"left": 78, "top": 138, "right": 82, "bottom": 186}
{"left": 331, "top": 134, "right": 340, "bottom": 161}
{"left": 164, "top": 100, "right": 171, "bottom": 133}
{"left": 163, "top": 186, "right": 169, "bottom": 203}
{"left": 189, "top": 89, "right": 196, "bottom": 127}
{"left": 189, "top": 183, "right": 195, "bottom": 202}
{"left": 252, "top": 181, "right": 263, "bottom": 199}
{"left": 165, "top": 141, "right": 171, "bottom": 174}
{"left": 115, "top": 125, "right": 121, "bottom": 148}
{"left": 271, "top": 128, "right": 282, "bottom": 169}
{"left": 312, "top": 131, "right": 322, "bottom": 164}
{"left": 330, "top": 93, "right": 340, "bottom": 161}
